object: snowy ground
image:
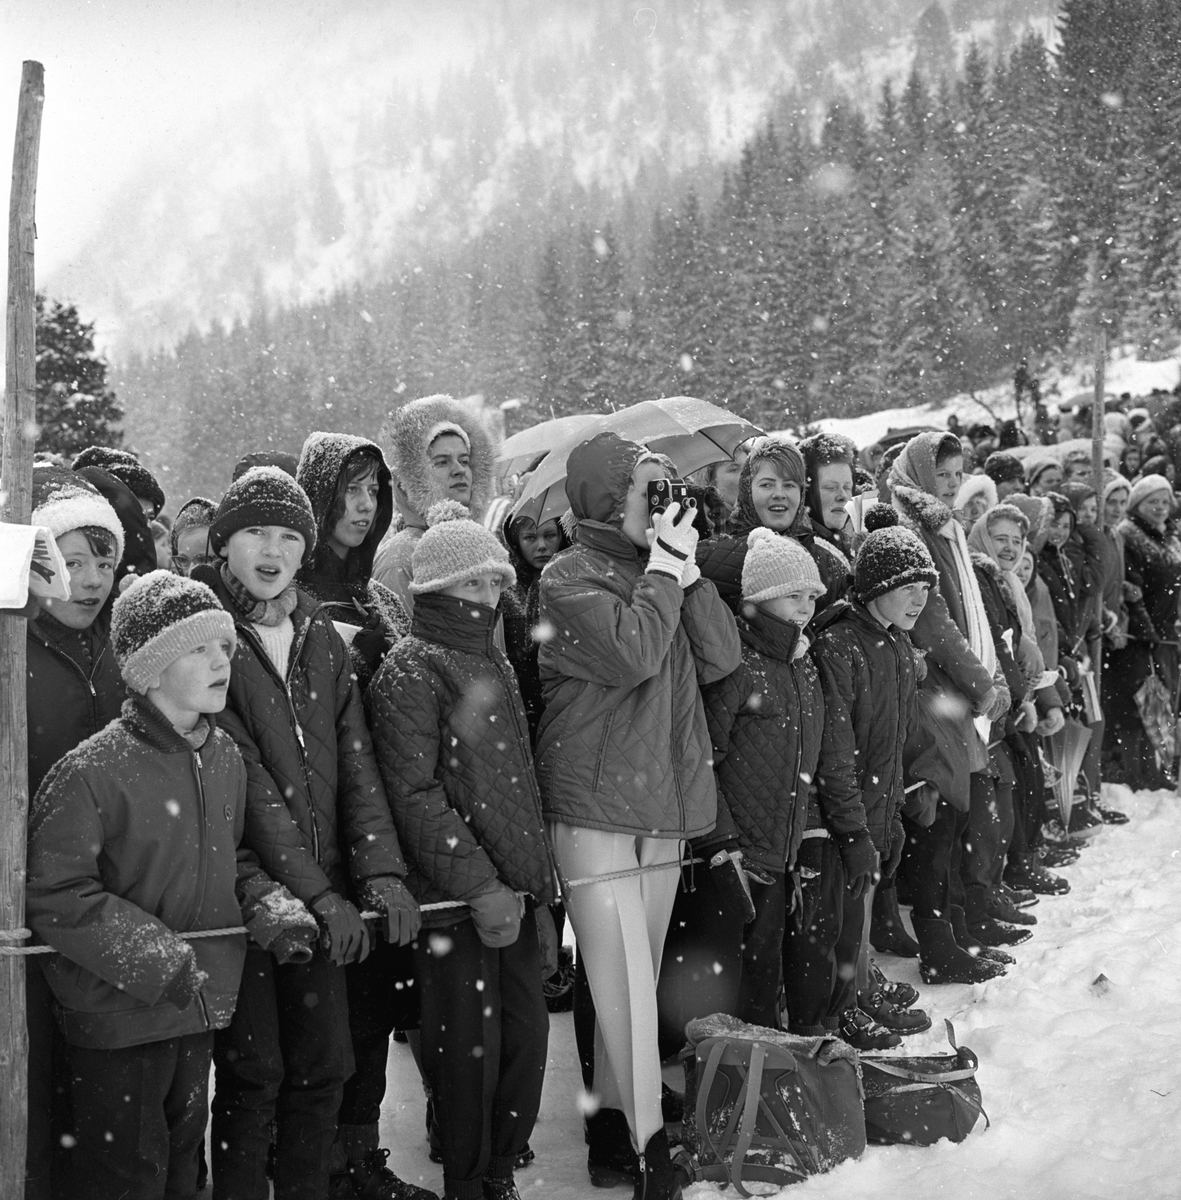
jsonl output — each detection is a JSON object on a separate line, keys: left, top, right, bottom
{"left": 375, "top": 783, "right": 1181, "bottom": 1200}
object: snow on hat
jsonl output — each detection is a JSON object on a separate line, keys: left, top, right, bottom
{"left": 31, "top": 464, "right": 125, "bottom": 565}
{"left": 983, "top": 451, "right": 1025, "bottom": 486}
{"left": 1024, "top": 453, "right": 1060, "bottom": 488}
{"left": 854, "top": 524, "right": 938, "bottom": 605}
{"left": 171, "top": 496, "right": 218, "bottom": 556}
{"left": 1102, "top": 472, "right": 1131, "bottom": 505}
{"left": 954, "top": 473, "right": 997, "bottom": 514}
{"left": 409, "top": 499, "right": 516, "bottom": 595}
{"left": 210, "top": 466, "right": 317, "bottom": 563}
{"left": 72, "top": 446, "right": 166, "bottom": 517}
{"left": 1127, "top": 473, "right": 1173, "bottom": 514}
{"left": 111, "top": 570, "right": 236, "bottom": 693}
{"left": 232, "top": 450, "right": 299, "bottom": 481}
{"left": 741, "top": 528, "right": 822, "bottom": 604}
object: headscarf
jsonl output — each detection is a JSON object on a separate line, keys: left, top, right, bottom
{"left": 731, "top": 437, "right": 807, "bottom": 539}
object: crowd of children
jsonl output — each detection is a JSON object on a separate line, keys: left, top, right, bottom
{"left": 14, "top": 389, "right": 1174, "bottom": 1200}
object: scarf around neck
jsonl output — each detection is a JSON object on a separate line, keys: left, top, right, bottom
{"left": 221, "top": 561, "right": 299, "bottom": 627}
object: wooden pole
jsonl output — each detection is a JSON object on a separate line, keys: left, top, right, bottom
{"left": 1, "top": 59, "right": 44, "bottom": 1198}
{"left": 1091, "top": 328, "right": 1106, "bottom": 712}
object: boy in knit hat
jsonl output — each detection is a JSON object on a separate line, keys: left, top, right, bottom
{"left": 687, "top": 529, "right": 826, "bottom": 1030}
{"left": 193, "top": 467, "right": 429, "bottom": 1200}
{"left": 367, "top": 500, "right": 556, "bottom": 1200}
{"left": 26, "top": 571, "right": 317, "bottom": 1200}
{"left": 785, "top": 511, "right": 939, "bottom": 1047}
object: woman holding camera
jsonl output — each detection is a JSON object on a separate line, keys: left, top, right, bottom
{"left": 535, "top": 432, "right": 740, "bottom": 1199}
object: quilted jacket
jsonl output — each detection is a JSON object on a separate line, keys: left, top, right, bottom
{"left": 26, "top": 697, "right": 279, "bottom": 1049}
{"left": 535, "top": 432, "right": 742, "bottom": 840}
{"left": 810, "top": 600, "right": 917, "bottom": 852}
{"left": 366, "top": 590, "right": 555, "bottom": 924}
{"left": 26, "top": 610, "right": 125, "bottom": 797}
{"left": 195, "top": 567, "right": 406, "bottom": 906}
{"left": 701, "top": 609, "right": 824, "bottom": 873}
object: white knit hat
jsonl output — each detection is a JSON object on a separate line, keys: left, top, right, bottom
{"left": 741, "top": 528, "right": 822, "bottom": 604}
{"left": 31, "top": 465, "right": 125, "bottom": 565}
{"left": 409, "top": 500, "right": 517, "bottom": 595}
{"left": 1127, "top": 473, "right": 1172, "bottom": 514}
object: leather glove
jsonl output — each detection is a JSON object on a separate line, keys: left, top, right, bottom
{"left": 743, "top": 861, "right": 778, "bottom": 888}
{"left": 351, "top": 612, "right": 390, "bottom": 680}
{"left": 837, "top": 828, "right": 880, "bottom": 899}
{"left": 361, "top": 876, "right": 421, "bottom": 947}
{"left": 709, "top": 848, "right": 757, "bottom": 924}
{"left": 1036, "top": 706, "right": 1066, "bottom": 737}
{"left": 882, "top": 818, "right": 905, "bottom": 880}
{"left": 160, "top": 946, "right": 206, "bottom": 1008}
{"left": 271, "top": 925, "right": 316, "bottom": 966}
{"left": 468, "top": 883, "right": 523, "bottom": 949}
{"left": 535, "top": 904, "right": 559, "bottom": 978}
{"left": 646, "top": 502, "right": 699, "bottom": 582}
{"left": 312, "top": 893, "right": 371, "bottom": 966}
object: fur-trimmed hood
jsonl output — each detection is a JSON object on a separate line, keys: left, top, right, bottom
{"left": 891, "top": 483, "right": 955, "bottom": 534}
{"left": 381, "top": 394, "right": 497, "bottom": 529}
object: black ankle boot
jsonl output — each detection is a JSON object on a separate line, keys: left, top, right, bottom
{"left": 633, "top": 1128, "right": 682, "bottom": 1200}
{"left": 870, "top": 883, "right": 920, "bottom": 957}
{"left": 587, "top": 1108, "right": 639, "bottom": 1188}
{"left": 912, "top": 916, "right": 1005, "bottom": 984}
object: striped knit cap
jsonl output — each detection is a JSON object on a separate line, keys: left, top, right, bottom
{"left": 111, "top": 570, "right": 236, "bottom": 693}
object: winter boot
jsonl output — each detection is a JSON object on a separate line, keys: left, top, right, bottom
{"left": 1005, "top": 853, "right": 1070, "bottom": 895}
{"left": 912, "top": 916, "right": 1005, "bottom": 984}
{"left": 482, "top": 1178, "right": 523, "bottom": 1200}
{"left": 870, "top": 884, "right": 920, "bottom": 957}
{"left": 997, "top": 880, "right": 1038, "bottom": 909}
{"left": 837, "top": 1007, "right": 903, "bottom": 1050}
{"left": 963, "top": 893, "right": 1032, "bottom": 947}
{"left": 857, "top": 990, "right": 932, "bottom": 1035}
{"left": 587, "top": 1107, "right": 640, "bottom": 1188}
{"left": 633, "top": 1128, "right": 683, "bottom": 1200}
{"left": 950, "top": 904, "right": 1015, "bottom": 964}
{"left": 869, "top": 961, "right": 920, "bottom": 1009}
{"left": 984, "top": 887, "right": 1037, "bottom": 926}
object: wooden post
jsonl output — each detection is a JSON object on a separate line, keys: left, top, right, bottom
{"left": 1, "top": 59, "right": 44, "bottom": 1199}
{"left": 1090, "top": 328, "right": 1106, "bottom": 710}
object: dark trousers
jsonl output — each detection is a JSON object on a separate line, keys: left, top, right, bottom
{"left": 1007, "top": 731, "right": 1046, "bottom": 852}
{"left": 339, "top": 940, "right": 419, "bottom": 1131}
{"left": 901, "top": 799, "right": 968, "bottom": 920}
{"left": 963, "top": 772, "right": 1014, "bottom": 903}
{"left": 417, "top": 910, "right": 548, "bottom": 1200}
{"left": 781, "top": 838, "right": 863, "bottom": 1035}
{"left": 736, "top": 873, "right": 788, "bottom": 1029}
{"left": 211, "top": 947, "right": 352, "bottom": 1200}
{"left": 67, "top": 1031, "right": 213, "bottom": 1200}
{"left": 25, "top": 958, "right": 73, "bottom": 1200}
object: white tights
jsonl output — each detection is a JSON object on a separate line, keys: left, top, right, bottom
{"left": 549, "top": 822, "right": 682, "bottom": 1151}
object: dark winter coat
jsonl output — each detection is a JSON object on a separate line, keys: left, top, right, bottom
{"left": 1038, "top": 542, "right": 1086, "bottom": 662}
{"left": 535, "top": 433, "right": 742, "bottom": 840}
{"left": 891, "top": 484, "right": 995, "bottom": 809}
{"left": 295, "top": 431, "right": 410, "bottom": 690}
{"left": 26, "top": 610, "right": 126, "bottom": 798}
{"left": 696, "top": 506, "right": 850, "bottom": 622}
{"left": 701, "top": 609, "right": 824, "bottom": 873}
{"left": 26, "top": 697, "right": 277, "bottom": 1050}
{"left": 972, "top": 553, "right": 1028, "bottom": 741}
{"left": 366, "top": 591, "right": 555, "bottom": 924}
{"left": 372, "top": 395, "right": 498, "bottom": 614}
{"left": 195, "top": 568, "right": 406, "bottom": 906}
{"left": 810, "top": 599, "right": 917, "bottom": 853}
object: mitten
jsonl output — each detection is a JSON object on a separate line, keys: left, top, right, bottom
{"left": 160, "top": 946, "right": 206, "bottom": 1008}
{"left": 837, "top": 828, "right": 879, "bottom": 899}
{"left": 467, "top": 883, "right": 523, "bottom": 949}
{"left": 360, "top": 876, "right": 421, "bottom": 947}
{"left": 1036, "top": 706, "right": 1066, "bottom": 737}
{"left": 312, "top": 893, "right": 370, "bottom": 966}
{"left": 882, "top": 818, "right": 906, "bottom": 880}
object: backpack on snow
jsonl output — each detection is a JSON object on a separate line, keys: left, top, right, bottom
{"left": 678, "top": 1013, "right": 865, "bottom": 1195}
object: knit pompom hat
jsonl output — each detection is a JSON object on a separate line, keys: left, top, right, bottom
{"left": 31, "top": 464, "right": 125, "bottom": 564}
{"left": 410, "top": 500, "right": 517, "bottom": 595}
{"left": 1128, "top": 473, "right": 1173, "bottom": 514}
{"left": 111, "top": 570, "right": 236, "bottom": 693}
{"left": 210, "top": 466, "right": 317, "bottom": 563}
{"left": 853, "top": 525, "right": 938, "bottom": 604}
{"left": 742, "top": 528, "right": 822, "bottom": 604}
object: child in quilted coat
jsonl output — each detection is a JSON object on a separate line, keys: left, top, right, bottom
{"left": 367, "top": 501, "right": 556, "bottom": 1200}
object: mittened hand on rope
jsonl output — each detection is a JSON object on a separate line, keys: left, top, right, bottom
{"left": 270, "top": 925, "right": 316, "bottom": 966}
{"left": 468, "top": 882, "right": 524, "bottom": 949}
{"left": 837, "top": 827, "right": 880, "bottom": 899}
{"left": 709, "top": 848, "right": 757, "bottom": 924}
{"left": 882, "top": 818, "right": 906, "bottom": 880}
{"left": 646, "top": 502, "right": 700, "bottom": 583}
{"left": 312, "top": 892, "right": 371, "bottom": 966}
{"left": 361, "top": 876, "right": 421, "bottom": 947}
{"left": 160, "top": 946, "right": 207, "bottom": 1009}
{"left": 1036, "top": 706, "right": 1066, "bottom": 737}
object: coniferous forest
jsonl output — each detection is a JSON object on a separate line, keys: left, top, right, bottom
{"left": 115, "top": 0, "right": 1181, "bottom": 505}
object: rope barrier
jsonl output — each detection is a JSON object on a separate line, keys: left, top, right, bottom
{"left": 0, "top": 857, "right": 706, "bottom": 956}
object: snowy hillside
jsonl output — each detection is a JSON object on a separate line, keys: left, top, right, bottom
{"left": 44, "top": 0, "right": 1057, "bottom": 357}
{"left": 366, "top": 782, "right": 1181, "bottom": 1200}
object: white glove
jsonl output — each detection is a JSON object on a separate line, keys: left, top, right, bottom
{"left": 646, "top": 502, "right": 699, "bottom": 583}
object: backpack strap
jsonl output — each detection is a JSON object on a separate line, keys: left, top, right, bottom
{"left": 863, "top": 1059, "right": 979, "bottom": 1085}
{"left": 726, "top": 1040, "right": 765, "bottom": 1198}
{"left": 696, "top": 1040, "right": 744, "bottom": 1166}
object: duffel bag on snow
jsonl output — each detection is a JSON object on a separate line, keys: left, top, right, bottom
{"left": 860, "top": 1021, "right": 988, "bottom": 1145}
{"left": 679, "top": 1013, "right": 865, "bottom": 1195}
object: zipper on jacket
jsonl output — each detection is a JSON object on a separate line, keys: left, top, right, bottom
{"left": 191, "top": 751, "right": 211, "bottom": 923}
{"left": 788, "top": 660, "right": 804, "bottom": 862}
{"left": 237, "top": 616, "right": 322, "bottom": 865}
{"left": 39, "top": 634, "right": 105, "bottom": 725}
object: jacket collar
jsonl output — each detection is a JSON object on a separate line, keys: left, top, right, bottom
{"left": 892, "top": 483, "right": 954, "bottom": 534}
{"left": 121, "top": 693, "right": 213, "bottom": 753}
{"left": 737, "top": 605, "right": 802, "bottom": 663}
{"left": 412, "top": 590, "right": 498, "bottom": 654}
{"left": 574, "top": 518, "right": 643, "bottom": 564}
